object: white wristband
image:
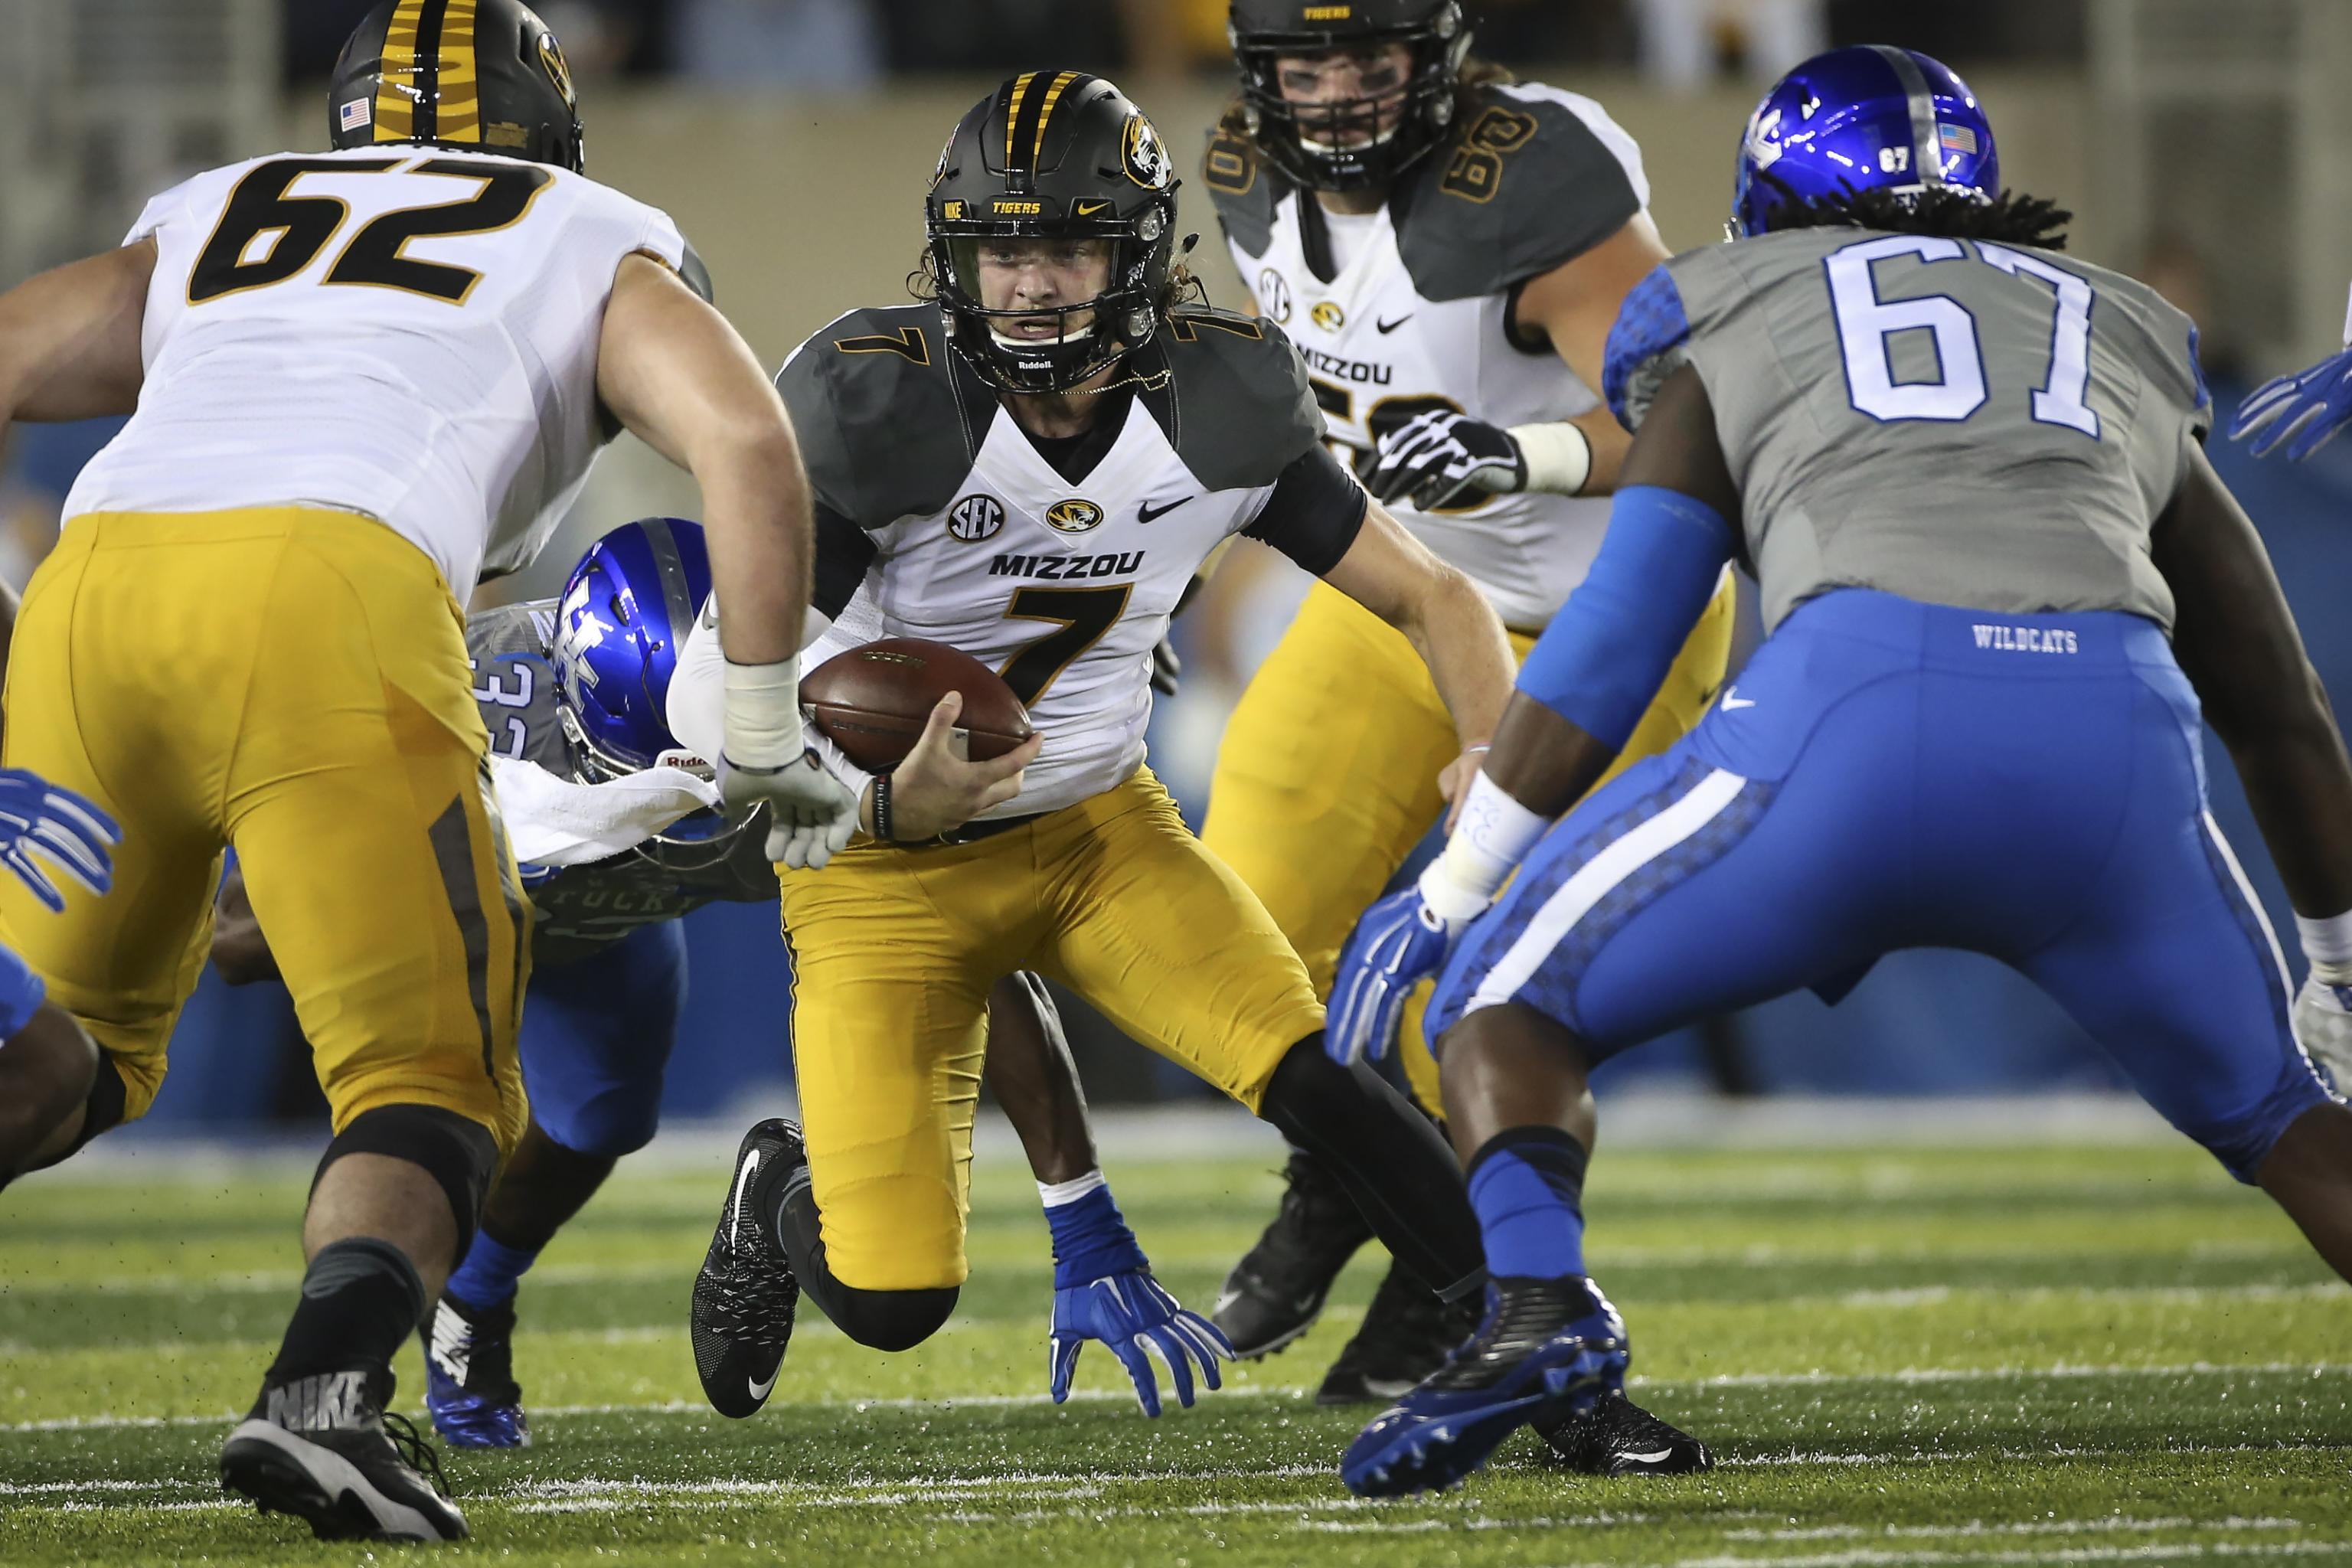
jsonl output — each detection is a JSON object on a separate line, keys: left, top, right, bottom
{"left": 1037, "top": 1169, "right": 1108, "bottom": 1208}
{"left": 2298, "top": 907, "right": 2352, "bottom": 984}
{"left": 1420, "top": 771, "right": 1550, "bottom": 919}
{"left": 720, "top": 657, "right": 805, "bottom": 770}
{"left": 1509, "top": 421, "right": 1593, "bottom": 497}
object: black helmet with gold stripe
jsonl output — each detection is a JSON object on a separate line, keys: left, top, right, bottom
{"left": 925, "top": 72, "right": 1182, "bottom": 396}
{"left": 1227, "top": 0, "right": 1471, "bottom": 191}
{"left": 328, "top": 0, "right": 586, "bottom": 174}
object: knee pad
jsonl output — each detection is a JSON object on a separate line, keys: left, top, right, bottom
{"left": 828, "top": 1284, "right": 959, "bottom": 1352}
{"left": 315, "top": 1104, "right": 500, "bottom": 1254}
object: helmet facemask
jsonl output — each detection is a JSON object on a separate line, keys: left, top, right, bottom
{"left": 929, "top": 204, "right": 1177, "bottom": 396}
{"left": 1230, "top": 5, "right": 1471, "bottom": 191}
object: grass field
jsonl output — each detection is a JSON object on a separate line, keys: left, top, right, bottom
{"left": 4, "top": 1114, "right": 2350, "bottom": 1565}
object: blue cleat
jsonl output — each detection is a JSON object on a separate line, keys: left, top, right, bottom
{"left": 423, "top": 1292, "right": 531, "bottom": 1449}
{"left": 1341, "top": 1277, "right": 1628, "bottom": 1498}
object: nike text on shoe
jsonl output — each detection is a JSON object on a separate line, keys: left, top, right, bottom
{"left": 1316, "top": 1253, "right": 1482, "bottom": 1407}
{"left": 1536, "top": 1388, "right": 1713, "bottom": 1475}
{"left": 220, "top": 1367, "right": 467, "bottom": 1542}
{"left": 1212, "top": 1148, "right": 1376, "bottom": 1359}
{"left": 690, "top": 1119, "right": 805, "bottom": 1417}
{"left": 423, "top": 1291, "right": 531, "bottom": 1449}
{"left": 1341, "top": 1277, "right": 1630, "bottom": 1498}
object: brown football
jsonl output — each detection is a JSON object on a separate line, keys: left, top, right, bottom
{"left": 800, "top": 637, "right": 1034, "bottom": 773}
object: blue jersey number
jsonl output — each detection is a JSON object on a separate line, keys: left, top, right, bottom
{"left": 1826, "top": 235, "right": 2100, "bottom": 439}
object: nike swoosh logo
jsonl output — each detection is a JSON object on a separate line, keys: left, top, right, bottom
{"left": 1721, "top": 688, "right": 1756, "bottom": 710}
{"left": 1075, "top": 201, "right": 1112, "bottom": 217}
{"left": 1618, "top": 1447, "right": 1675, "bottom": 1465}
{"left": 1376, "top": 315, "right": 1413, "bottom": 334}
{"left": 1137, "top": 496, "right": 1194, "bottom": 523}
{"left": 727, "top": 1149, "right": 760, "bottom": 1247}
{"left": 747, "top": 1368, "right": 779, "bottom": 1401}
{"left": 1212, "top": 1289, "right": 1242, "bottom": 1316}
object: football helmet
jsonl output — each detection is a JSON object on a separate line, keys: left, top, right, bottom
{"left": 1227, "top": 0, "right": 1472, "bottom": 192}
{"left": 926, "top": 73, "right": 1181, "bottom": 394}
{"left": 329, "top": 0, "right": 585, "bottom": 174}
{"left": 554, "top": 516, "right": 710, "bottom": 781}
{"left": 1730, "top": 45, "right": 1998, "bottom": 239}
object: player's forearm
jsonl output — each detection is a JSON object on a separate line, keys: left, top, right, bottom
{"left": 982, "top": 974, "right": 1098, "bottom": 1186}
{"left": 696, "top": 432, "right": 813, "bottom": 669}
{"left": 1400, "top": 564, "right": 1514, "bottom": 750}
{"left": 0, "top": 245, "right": 152, "bottom": 425}
{"left": 2220, "top": 697, "right": 2352, "bottom": 920}
{"left": 1568, "top": 407, "right": 1631, "bottom": 495}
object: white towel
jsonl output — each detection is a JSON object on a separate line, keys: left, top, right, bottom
{"left": 489, "top": 756, "right": 724, "bottom": 868}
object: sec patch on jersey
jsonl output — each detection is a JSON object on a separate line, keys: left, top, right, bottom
{"left": 802, "top": 638, "right": 1034, "bottom": 771}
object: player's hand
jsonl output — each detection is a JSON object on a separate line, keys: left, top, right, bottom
{"left": 718, "top": 750, "right": 857, "bottom": 871}
{"left": 1437, "top": 746, "right": 1487, "bottom": 832}
{"left": 2293, "top": 975, "right": 2352, "bottom": 1093}
{"left": 883, "top": 691, "right": 1044, "bottom": 841}
{"left": 1366, "top": 410, "right": 1527, "bottom": 511}
{"left": 0, "top": 769, "right": 119, "bottom": 913}
{"left": 2233, "top": 346, "right": 2352, "bottom": 462}
{"left": 1050, "top": 1268, "right": 1233, "bottom": 1418}
{"left": 1327, "top": 884, "right": 1470, "bottom": 1066}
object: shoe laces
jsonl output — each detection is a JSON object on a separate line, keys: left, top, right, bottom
{"left": 382, "top": 1410, "right": 455, "bottom": 1501}
{"left": 703, "top": 1240, "right": 796, "bottom": 1351}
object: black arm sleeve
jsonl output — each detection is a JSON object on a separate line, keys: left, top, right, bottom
{"left": 812, "top": 501, "right": 878, "bottom": 621}
{"left": 1241, "top": 446, "right": 1369, "bottom": 576}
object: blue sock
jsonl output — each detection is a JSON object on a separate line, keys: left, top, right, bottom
{"left": 1465, "top": 1127, "right": 1589, "bottom": 1282}
{"left": 444, "top": 1228, "right": 540, "bottom": 1308}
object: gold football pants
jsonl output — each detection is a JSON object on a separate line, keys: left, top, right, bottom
{"left": 776, "top": 769, "right": 1324, "bottom": 1292}
{"left": 0, "top": 508, "right": 529, "bottom": 1152}
{"left": 1202, "top": 576, "right": 1735, "bottom": 1109}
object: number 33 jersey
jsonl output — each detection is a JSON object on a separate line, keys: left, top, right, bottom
{"left": 778, "top": 303, "right": 1367, "bottom": 819}
{"left": 63, "top": 145, "right": 691, "bottom": 599}
{"left": 1206, "top": 82, "right": 1649, "bottom": 631}
{"left": 1604, "top": 227, "right": 2210, "bottom": 635}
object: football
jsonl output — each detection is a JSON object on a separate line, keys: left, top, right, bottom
{"left": 800, "top": 637, "right": 1033, "bottom": 772}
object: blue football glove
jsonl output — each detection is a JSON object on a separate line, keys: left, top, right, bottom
{"left": 2233, "top": 346, "right": 2352, "bottom": 462}
{"left": 1365, "top": 409, "right": 1527, "bottom": 511}
{"left": 0, "top": 769, "right": 118, "bottom": 913}
{"left": 1325, "top": 882, "right": 1481, "bottom": 1067}
{"left": 1041, "top": 1178, "right": 1233, "bottom": 1417}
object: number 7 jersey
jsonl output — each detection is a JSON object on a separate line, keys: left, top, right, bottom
{"left": 62, "top": 145, "right": 691, "bottom": 599}
{"left": 1605, "top": 226, "right": 2211, "bottom": 634}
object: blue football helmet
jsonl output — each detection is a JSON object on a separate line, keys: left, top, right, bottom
{"left": 1730, "top": 45, "right": 1999, "bottom": 239}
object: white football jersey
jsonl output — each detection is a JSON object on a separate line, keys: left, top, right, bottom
{"left": 64, "top": 145, "right": 689, "bottom": 599}
{"left": 772, "top": 304, "right": 1362, "bottom": 819}
{"left": 1208, "top": 83, "right": 1650, "bottom": 631}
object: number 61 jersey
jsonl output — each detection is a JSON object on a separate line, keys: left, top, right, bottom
{"left": 1605, "top": 226, "right": 2211, "bottom": 635}
{"left": 62, "top": 145, "right": 693, "bottom": 599}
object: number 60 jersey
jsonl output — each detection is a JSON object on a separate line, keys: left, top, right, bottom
{"left": 1606, "top": 226, "right": 2210, "bottom": 635}
{"left": 62, "top": 145, "right": 692, "bottom": 599}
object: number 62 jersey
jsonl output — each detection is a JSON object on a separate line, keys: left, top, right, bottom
{"left": 62, "top": 144, "right": 693, "bottom": 599}
{"left": 1606, "top": 226, "right": 2212, "bottom": 635}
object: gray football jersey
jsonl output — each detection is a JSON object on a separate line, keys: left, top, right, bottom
{"left": 467, "top": 601, "right": 775, "bottom": 969}
{"left": 1606, "top": 227, "right": 2212, "bottom": 633}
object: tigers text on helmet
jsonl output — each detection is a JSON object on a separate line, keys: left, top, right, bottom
{"left": 925, "top": 72, "right": 1182, "bottom": 395}
{"left": 329, "top": 0, "right": 586, "bottom": 174}
{"left": 1227, "top": 0, "right": 1472, "bottom": 192}
{"left": 1730, "top": 45, "right": 1998, "bottom": 239}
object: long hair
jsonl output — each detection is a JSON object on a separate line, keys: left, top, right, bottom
{"left": 1213, "top": 54, "right": 1517, "bottom": 168}
{"left": 1759, "top": 179, "right": 2074, "bottom": 250}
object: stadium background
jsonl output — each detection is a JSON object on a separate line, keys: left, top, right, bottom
{"left": 5, "top": 0, "right": 2350, "bottom": 1122}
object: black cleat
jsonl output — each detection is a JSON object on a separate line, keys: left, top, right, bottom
{"left": 220, "top": 1367, "right": 467, "bottom": 1542}
{"left": 1316, "top": 1253, "right": 1483, "bottom": 1406}
{"left": 1536, "top": 1388, "right": 1714, "bottom": 1476}
{"left": 690, "top": 1119, "right": 803, "bottom": 1418}
{"left": 1212, "top": 1148, "right": 1376, "bottom": 1359}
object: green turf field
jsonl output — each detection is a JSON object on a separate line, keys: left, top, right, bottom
{"left": 3, "top": 1125, "right": 2350, "bottom": 1564}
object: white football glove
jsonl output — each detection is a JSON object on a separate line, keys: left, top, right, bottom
{"left": 2292, "top": 975, "right": 2352, "bottom": 1096}
{"left": 719, "top": 752, "right": 856, "bottom": 870}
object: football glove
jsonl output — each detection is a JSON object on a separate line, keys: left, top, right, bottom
{"left": 1365, "top": 410, "right": 1527, "bottom": 511}
{"left": 1050, "top": 1269, "right": 1233, "bottom": 1418}
{"left": 717, "top": 752, "right": 856, "bottom": 871}
{"left": 2292, "top": 975, "right": 2352, "bottom": 1095}
{"left": 1326, "top": 883, "right": 1473, "bottom": 1067}
{"left": 0, "top": 769, "right": 119, "bottom": 913}
{"left": 1149, "top": 636, "right": 1181, "bottom": 698}
{"left": 2233, "top": 346, "right": 2352, "bottom": 462}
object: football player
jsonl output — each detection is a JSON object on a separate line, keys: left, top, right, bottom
{"left": 667, "top": 72, "right": 1517, "bottom": 1413}
{"left": 1199, "top": 0, "right": 1729, "bottom": 1447}
{"left": 1328, "top": 46, "right": 2352, "bottom": 1496}
{"left": 211, "top": 517, "right": 1204, "bottom": 1442}
{"left": 0, "top": 0, "right": 851, "bottom": 1540}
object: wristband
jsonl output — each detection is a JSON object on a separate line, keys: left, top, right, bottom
{"left": 0, "top": 945, "right": 45, "bottom": 1040}
{"left": 1509, "top": 421, "right": 1594, "bottom": 497}
{"left": 871, "top": 772, "right": 894, "bottom": 844}
{"left": 720, "top": 657, "right": 804, "bottom": 771}
{"left": 1421, "top": 771, "right": 1550, "bottom": 917}
{"left": 1040, "top": 1171, "right": 1148, "bottom": 1289}
{"left": 2298, "top": 907, "right": 2352, "bottom": 984}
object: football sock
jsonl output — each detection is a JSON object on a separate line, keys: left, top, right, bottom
{"left": 444, "top": 1227, "right": 539, "bottom": 1308}
{"left": 1465, "top": 1126, "right": 1590, "bottom": 1283}
{"left": 265, "top": 1237, "right": 426, "bottom": 1383}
